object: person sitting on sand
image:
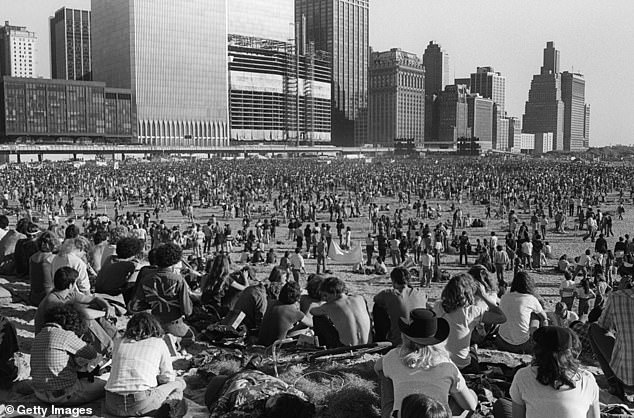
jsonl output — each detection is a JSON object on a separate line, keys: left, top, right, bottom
{"left": 95, "top": 236, "right": 145, "bottom": 304}
{"left": 31, "top": 304, "right": 105, "bottom": 405}
{"left": 374, "top": 309, "right": 478, "bottom": 418}
{"left": 105, "top": 313, "right": 186, "bottom": 417}
{"left": 373, "top": 267, "right": 427, "bottom": 346}
{"left": 547, "top": 301, "right": 579, "bottom": 328}
{"left": 310, "top": 276, "right": 372, "bottom": 348}
{"left": 258, "top": 281, "right": 313, "bottom": 346}
{"left": 374, "top": 256, "right": 388, "bottom": 275}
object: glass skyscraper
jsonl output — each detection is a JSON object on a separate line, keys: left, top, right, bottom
{"left": 50, "top": 8, "right": 92, "bottom": 81}
{"left": 295, "top": 0, "right": 369, "bottom": 146}
{"left": 91, "top": 0, "right": 229, "bottom": 146}
{"left": 228, "top": 0, "right": 295, "bottom": 43}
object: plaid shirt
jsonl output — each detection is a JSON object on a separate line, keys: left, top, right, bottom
{"left": 597, "top": 288, "right": 634, "bottom": 385}
{"left": 30, "top": 324, "right": 97, "bottom": 392}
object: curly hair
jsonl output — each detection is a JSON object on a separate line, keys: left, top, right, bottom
{"left": 116, "top": 237, "right": 144, "bottom": 259}
{"left": 93, "top": 229, "right": 109, "bottom": 245}
{"left": 320, "top": 276, "right": 346, "bottom": 296}
{"left": 305, "top": 274, "right": 324, "bottom": 299}
{"left": 110, "top": 226, "right": 130, "bottom": 244}
{"left": 64, "top": 224, "right": 80, "bottom": 239}
{"left": 154, "top": 243, "right": 183, "bottom": 268}
{"left": 279, "top": 281, "right": 302, "bottom": 304}
{"left": 37, "top": 231, "right": 58, "bottom": 253}
{"left": 44, "top": 304, "right": 85, "bottom": 335}
{"left": 533, "top": 327, "right": 582, "bottom": 389}
{"left": 510, "top": 271, "right": 536, "bottom": 295}
{"left": 124, "top": 312, "right": 164, "bottom": 340}
{"left": 441, "top": 274, "right": 475, "bottom": 314}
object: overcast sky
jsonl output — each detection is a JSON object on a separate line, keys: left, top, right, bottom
{"left": 3, "top": 0, "right": 634, "bottom": 146}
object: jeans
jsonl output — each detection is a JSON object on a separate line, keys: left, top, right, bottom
{"left": 105, "top": 379, "right": 186, "bottom": 417}
{"left": 34, "top": 377, "right": 106, "bottom": 406}
{"left": 421, "top": 266, "right": 432, "bottom": 287}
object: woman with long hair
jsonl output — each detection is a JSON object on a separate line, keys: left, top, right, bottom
{"left": 494, "top": 326, "right": 599, "bottom": 418}
{"left": 374, "top": 309, "right": 477, "bottom": 418}
{"left": 29, "top": 231, "right": 58, "bottom": 306}
{"left": 496, "top": 271, "right": 548, "bottom": 354}
{"left": 105, "top": 312, "right": 186, "bottom": 417}
{"left": 200, "top": 253, "right": 232, "bottom": 307}
{"left": 433, "top": 274, "right": 506, "bottom": 372}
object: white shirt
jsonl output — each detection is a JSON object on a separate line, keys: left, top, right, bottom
{"left": 52, "top": 252, "right": 90, "bottom": 295}
{"left": 289, "top": 253, "right": 305, "bottom": 270}
{"left": 0, "top": 228, "right": 7, "bottom": 241}
{"left": 498, "top": 292, "right": 544, "bottom": 345}
{"left": 105, "top": 337, "right": 175, "bottom": 393}
{"left": 510, "top": 366, "right": 598, "bottom": 418}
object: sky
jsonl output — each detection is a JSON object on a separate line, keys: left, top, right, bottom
{"left": 2, "top": 0, "right": 634, "bottom": 147}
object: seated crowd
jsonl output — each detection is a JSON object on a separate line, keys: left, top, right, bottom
{"left": 0, "top": 212, "right": 631, "bottom": 418}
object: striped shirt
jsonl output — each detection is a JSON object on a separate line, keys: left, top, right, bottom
{"left": 597, "top": 288, "right": 634, "bottom": 385}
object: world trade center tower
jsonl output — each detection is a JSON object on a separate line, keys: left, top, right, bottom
{"left": 91, "top": 0, "right": 229, "bottom": 146}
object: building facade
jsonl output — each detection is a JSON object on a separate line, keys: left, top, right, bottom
{"left": 423, "top": 41, "right": 450, "bottom": 146}
{"left": 437, "top": 84, "right": 468, "bottom": 149}
{"left": 228, "top": 0, "right": 294, "bottom": 43}
{"left": 467, "top": 95, "right": 494, "bottom": 151}
{"left": 495, "top": 116, "right": 510, "bottom": 151}
{"left": 520, "top": 133, "right": 535, "bottom": 152}
{"left": 523, "top": 42, "right": 564, "bottom": 151}
{"left": 368, "top": 48, "right": 424, "bottom": 146}
{"left": 534, "top": 132, "right": 554, "bottom": 154}
{"left": 0, "top": 76, "right": 132, "bottom": 143}
{"left": 91, "top": 0, "right": 229, "bottom": 146}
{"left": 508, "top": 116, "right": 522, "bottom": 153}
{"left": 584, "top": 104, "right": 590, "bottom": 148}
{"left": 0, "top": 22, "right": 37, "bottom": 78}
{"left": 228, "top": 35, "right": 331, "bottom": 143}
{"left": 296, "top": 0, "right": 369, "bottom": 146}
{"left": 50, "top": 8, "right": 91, "bottom": 81}
{"left": 561, "top": 71, "right": 586, "bottom": 151}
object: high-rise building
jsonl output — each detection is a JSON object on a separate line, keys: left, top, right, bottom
{"left": 467, "top": 94, "right": 494, "bottom": 151}
{"left": 561, "top": 71, "right": 586, "bottom": 151}
{"left": 423, "top": 41, "right": 450, "bottom": 146}
{"left": 584, "top": 104, "right": 590, "bottom": 148}
{"left": 470, "top": 66, "right": 505, "bottom": 149}
{"left": 523, "top": 41, "right": 564, "bottom": 150}
{"left": 437, "top": 84, "right": 468, "bottom": 149}
{"left": 91, "top": 0, "right": 229, "bottom": 146}
{"left": 0, "top": 22, "right": 37, "bottom": 78}
{"left": 228, "top": 0, "right": 294, "bottom": 43}
{"left": 50, "top": 8, "right": 92, "bottom": 81}
{"left": 534, "top": 132, "right": 554, "bottom": 154}
{"left": 454, "top": 78, "right": 470, "bottom": 90}
{"left": 295, "top": 0, "right": 369, "bottom": 146}
{"left": 495, "top": 115, "right": 510, "bottom": 151}
{"left": 368, "top": 48, "right": 425, "bottom": 146}
{"left": 508, "top": 116, "right": 522, "bottom": 152}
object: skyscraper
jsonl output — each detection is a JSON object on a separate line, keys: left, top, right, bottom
{"left": 470, "top": 66, "right": 505, "bottom": 150}
{"left": 91, "top": 0, "right": 229, "bottom": 146}
{"left": 0, "top": 21, "right": 37, "bottom": 78}
{"left": 228, "top": 0, "right": 294, "bottom": 43}
{"left": 296, "top": 0, "right": 369, "bottom": 146}
{"left": 50, "top": 8, "right": 92, "bottom": 81}
{"left": 467, "top": 94, "right": 494, "bottom": 151}
{"left": 368, "top": 48, "right": 425, "bottom": 146}
{"left": 523, "top": 41, "right": 564, "bottom": 150}
{"left": 437, "top": 84, "right": 468, "bottom": 148}
{"left": 584, "top": 104, "right": 590, "bottom": 148}
{"left": 561, "top": 71, "right": 586, "bottom": 151}
{"left": 422, "top": 41, "right": 450, "bottom": 146}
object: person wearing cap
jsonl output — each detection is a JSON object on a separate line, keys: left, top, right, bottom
{"left": 493, "top": 326, "right": 599, "bottom": 418}
{"left": 374, "top": 308, "right": 478, "bottom": 418}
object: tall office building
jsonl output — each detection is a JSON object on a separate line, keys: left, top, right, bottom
{"left": 423, "top": 41, "right": 450, "bottom": 146}
{"left": 296, "top": 0, "right": 369, "bottom": 146}
{"left": 495, "top": 116, "right": 510, "bottom": 151}
{"left": 523, "top": 41, "right": 564, "bottom": 150}
{"left": 584, "top": 104, "right": 590, "bottom": 148}
{"left": 0, "top": 22, "right": 37, "bottom": 78}
{"left": 50, "top": 8, "right": 92, "bottom": 81}
{"left": 228, "top": 0, "right": 294, "bottom": 43}
{"left": 368, "top": 48, "right": 425, "bottom": 146}
{"left": 91, "top": 0, "right": 229, "bottom": 146}
{"left": 467, "top": 95, "right": 494, "bottom": 151}
{"left": 561, "top": 71, "right": 586, "bottom": 151}
{"left": 470, "top": 66, "right": 505, "bottom": 149}
{"left": 508, "top": 116, "right": 522, "bottom": 152}
{"left": 437, "top": 84, "right": 468, "bottom": 148}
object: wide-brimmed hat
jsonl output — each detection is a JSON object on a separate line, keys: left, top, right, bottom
{"left": 398, "top": 308, "right": 449, "bottom": 346}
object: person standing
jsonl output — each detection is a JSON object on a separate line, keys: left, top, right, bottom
{"left": 316, "top": 238, "right": 327, "bottom": 275}
{"left": 493, "top": 245, "right": 510, "bottom": 289}
{"left": 289, "top": 247, "right": 306, "bottom": 284}
{"left": 458, "top": 231, "right": 470, "bottom": 266}
{"left": 419, "top": 249, "right": 434, "bottom": 288}
{"left": 365, "top": 233, "right": 375, "bottom": 266}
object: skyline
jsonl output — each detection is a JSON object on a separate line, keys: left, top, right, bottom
{"left": 3, "top": 0, "right": 634, "bottom": 146}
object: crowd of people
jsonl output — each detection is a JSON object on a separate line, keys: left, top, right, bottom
{"left": 0, "top": 155, "right": 633, "bottom": 417}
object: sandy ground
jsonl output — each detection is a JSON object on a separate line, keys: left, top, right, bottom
{"left": 1, "top": 187, "right": 633, "bottom": 416}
